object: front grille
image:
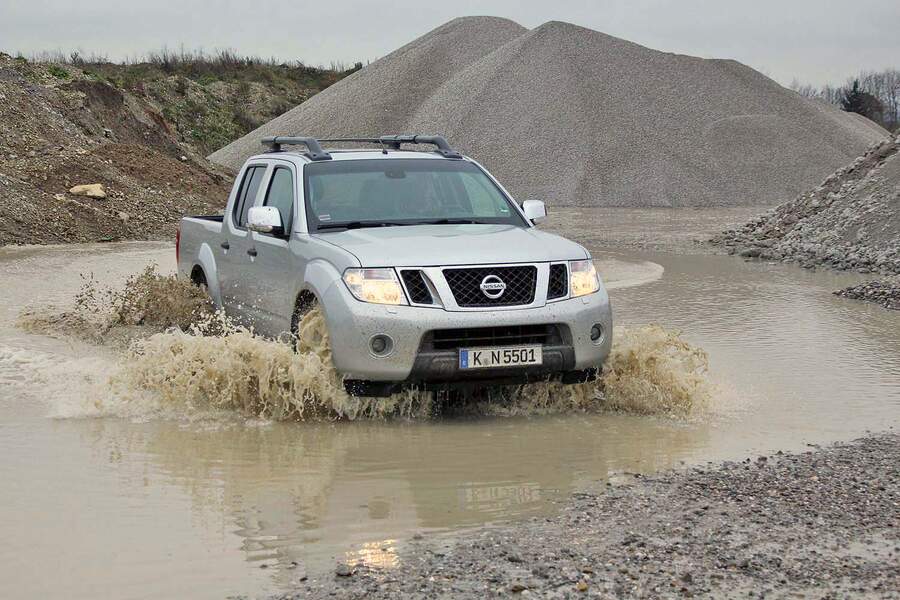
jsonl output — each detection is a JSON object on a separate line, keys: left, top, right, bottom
{"left": 424, "top": 324, "right": 563, "bottom": 351}
{"left": 548, "top": 263, "right": 568, "bottom": 299}
{"left": 400, "top": 270, "right": 433, "bottom": 304}
{"left": 443, "top": 265, "right": 537, "bottom": 307}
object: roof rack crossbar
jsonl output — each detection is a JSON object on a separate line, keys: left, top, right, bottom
{"left": 260, "top": 135, "right": 462, "bottom": 160}
{"left": 317, "top": 138, "right": 391, "bottom": 154}
{"left": 378, "top": 135, "right": 462, "bottom": 158}
{"left": 261, "top": 136, "right": 332, "bottom": 161}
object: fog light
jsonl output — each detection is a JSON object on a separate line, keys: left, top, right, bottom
{"left": 369, "top": 334, "right": 394, "bottom": 357}
{"left": 590, "top": 324, "right": 603, "bottom": 343}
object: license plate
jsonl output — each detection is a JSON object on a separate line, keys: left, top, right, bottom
{"left": 459, "top": 345, "right": 543, "bottom": 369}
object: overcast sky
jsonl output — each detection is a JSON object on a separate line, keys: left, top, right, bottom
{"left": 2, "top": 0, "right": 898, "bottom": 86}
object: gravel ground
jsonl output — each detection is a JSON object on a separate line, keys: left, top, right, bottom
{"left": 212, "top": 17, "right": 887, "bottom": 207}
{"left": 835, "top": 280, "right": 900, "bottom": 310}
{"left": 274, "top": 434, "right": 900, "bottom": 599}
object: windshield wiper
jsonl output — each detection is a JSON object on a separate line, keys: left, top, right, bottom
{"left": 316, "top": 218, "right": 493, "bottom": 231}
{"left": 316, "top": 221, "right": 412, "bottom": 231}
{"left": 419, "top": 218, "right": 492, "bottom": 225}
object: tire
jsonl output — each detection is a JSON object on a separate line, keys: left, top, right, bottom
{"left": 290, "top": 294, "right": 320, "bottom": 352}
{"left": 190, "top": 267, "right": 208, "bottom": 290}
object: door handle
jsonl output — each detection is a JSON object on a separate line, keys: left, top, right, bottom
{"left": 220, "top": 241, "right": 230, "bottom": 250}
{"left": 247, "top": 248, "right": 258, "bottom": 257}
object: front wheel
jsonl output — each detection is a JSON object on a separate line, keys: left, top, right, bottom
{"left": 290, "top": 298, "right": 329, "bottom": 356}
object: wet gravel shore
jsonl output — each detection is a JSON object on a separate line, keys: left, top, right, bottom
{"left": 278, "top": 434, "right": 899, "bottom": 599}
{"left": 835, "top": 281, "right": 900, "bottom": 311}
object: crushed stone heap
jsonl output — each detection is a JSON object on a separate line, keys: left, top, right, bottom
{"left": 211, "top": 17, "right": 888, "bottom": 207}
{"left": 713, "top": 136, "right": 900, "bottom": 274}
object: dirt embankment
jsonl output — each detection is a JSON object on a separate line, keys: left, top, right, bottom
{"left": 0, "top": 55, "right": 234, "bottom": 245}
{"left": 0, "top": 53, "right": 348, "bottom": 246}
{"left": 78, "top": 55, "right": 349, "bottom": 155}
{"left": 276, "top": 435, "right": 900, "bottom": 599}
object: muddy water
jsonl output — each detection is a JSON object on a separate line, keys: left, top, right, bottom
{"left": 2, "top": 212, "right": 900, "bottom": 599}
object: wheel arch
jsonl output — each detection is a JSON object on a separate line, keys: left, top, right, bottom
{"left": 195, "top": 242, "right": 222, "bottom": 306}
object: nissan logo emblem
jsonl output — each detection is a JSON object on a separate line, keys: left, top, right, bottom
{"left": 479, "top": 275, "right": 507, "bottom": 299}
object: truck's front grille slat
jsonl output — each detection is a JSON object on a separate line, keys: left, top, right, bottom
{"left": 400, "top": 269, "right": 433, "bottom": 304}
{"left": 547, "top": 263, "right": 568, "bottom": 300}
{"left": 443, "top": 265, "right": 537, "bottom": 307}
{"left": 426, "top": 324, "right": 563, "bottom": 351}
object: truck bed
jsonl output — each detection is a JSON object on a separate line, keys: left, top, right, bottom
{"left": 177, "top": 215, "right": 226, "bottom": 287}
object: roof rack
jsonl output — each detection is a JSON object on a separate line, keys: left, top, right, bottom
{"left": 260, "top": 135, "right": 462, "bottom": 160}
{"left": 261, "top": 136, "right": 331, "bottom": 161}
{"left": 380, "top": 135, "right": 462, "bottom": 158}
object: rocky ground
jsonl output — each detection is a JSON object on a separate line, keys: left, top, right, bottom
{"left": 272, "top": 434, "right": 900, "bottom": 599}
{"left": 712, "top": 136, "right": 900, "bottom": 275}
{"left": 835, "top": 280, "right": 900, "bottom": 311}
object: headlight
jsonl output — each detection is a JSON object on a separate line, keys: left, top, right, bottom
{"left": 343, "top": 268, "right": 407, "bottom": 305}
{"left": 569, "top": 259, "right": 600, "bottom": 297}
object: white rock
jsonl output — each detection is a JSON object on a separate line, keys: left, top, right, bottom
{"left": 69, "top": 183, "right": 107, "bottom": 199}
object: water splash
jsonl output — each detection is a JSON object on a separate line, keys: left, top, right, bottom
{"left": 102, "top": 308, "right": 711, "bottom": 421}
{"left": 20, "top": 269, "right": 714, "bottom": 421}
{"left": 601, "top": 325, "right": 712, "bottom": 414}
{"left": 104, "top": 308, "right": 435, "bottom": 421}
{"left": 19, "top": 265, "right": 213, "bottom": 345}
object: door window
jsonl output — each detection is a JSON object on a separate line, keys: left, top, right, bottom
{"left": 232, "top": 165, "right": 266, "bottom": 229}
{"left": 262, "top": 167, "right": 295, "bottom": 235}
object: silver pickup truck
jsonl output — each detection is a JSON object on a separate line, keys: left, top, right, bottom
{"left": 177, "top": 135, "right": 612, "bottom": 396}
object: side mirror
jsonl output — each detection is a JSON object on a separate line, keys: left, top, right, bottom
{"left": 247, "top": 206, "right": 285, "bottom": 236}
{"left": 522, "top": 200, "right": 547, "bottom": 224}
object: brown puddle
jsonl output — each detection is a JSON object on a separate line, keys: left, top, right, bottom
{"left": 1, "top": 209, "right": 899, "bottom": 599}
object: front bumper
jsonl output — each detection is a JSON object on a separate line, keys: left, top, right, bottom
{"left": 320, "top": 280, "right": 613, "bottom": 383}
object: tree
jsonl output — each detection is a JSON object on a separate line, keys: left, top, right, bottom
{"left": 790, "top": 70, "right": 899, "bottom": 131}
{"left": 841, "top": 79, "right": 885, "bottom": 124}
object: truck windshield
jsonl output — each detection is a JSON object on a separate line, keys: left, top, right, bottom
{"left": 304, "top": 158, "right": 528, "bottom": 231}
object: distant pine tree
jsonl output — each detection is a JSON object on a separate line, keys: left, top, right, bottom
{"left": 841, "top": 79, "right": 885, "bottom": 123}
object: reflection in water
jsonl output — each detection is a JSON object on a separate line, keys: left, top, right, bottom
{"left": 72, "top": 414, "right": 705, "bottom": 580}
{"left": 348, "top": 540, "right": 399, "bottom": 570}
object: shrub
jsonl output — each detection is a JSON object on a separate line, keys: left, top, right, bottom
{"left": 47, "top": 64, "right": 70, "bottom": 79}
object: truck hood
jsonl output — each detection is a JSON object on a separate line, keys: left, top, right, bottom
{"left": 314, "top": 224, "right": 588, "bottom": 268}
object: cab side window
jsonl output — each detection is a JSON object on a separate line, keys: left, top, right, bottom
{"left": 232, "top": 166, "right": 266, "bottom": 229}
{"left": 262, "top": 167, "right": 295, "bottom": 236}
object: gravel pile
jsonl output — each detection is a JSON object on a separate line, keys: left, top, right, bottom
{"left": 713, "top": 136, "right": 900, "bottom": 274}
{"left": 835, "top": 280, "right": 900, "bottom": 310}
{"left": 211, "top": 17, "right": 887, "bottom": 207}
{"left": 209, "top": 17, "right": 526, "bottom": 166}
{"left": 271, "top": 434, "right": 900, "bottom": 599}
